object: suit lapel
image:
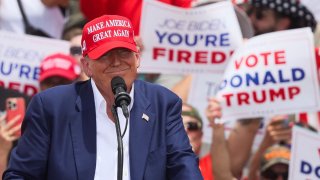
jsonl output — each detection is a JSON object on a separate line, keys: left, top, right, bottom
{"left": 70, "top": 81, "right": 97, "bottom": 180}
{"left": 129, "top": 81, "right": 155, "bottom": 180}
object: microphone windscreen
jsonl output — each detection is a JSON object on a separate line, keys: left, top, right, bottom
{"left": 111, "top": 76, "right": 127, "bottom": 94}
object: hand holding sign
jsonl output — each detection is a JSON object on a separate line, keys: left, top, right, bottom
{"left": 266, "top": 115, "right": 293, "bottom": 144}
{"left": 206, "top": 97, "right": 222, "bottom": 127}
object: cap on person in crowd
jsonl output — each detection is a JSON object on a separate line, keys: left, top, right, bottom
{"left": 248, "top": 0, "right": 317, "bottom": 31}
{"left": 39, "top": 53, "right": 81, "bottom": 84}
{"left": 182, "top": 103, "right": 203, "bottom": 131}
{"left": 81, "top": 15, "right": 138, "bottom": 60}
{"left": 260, "top": 144, "right": 290, "bottom": 179}
{"left": 192, "top": 0, "right": 255, "bottom": 39}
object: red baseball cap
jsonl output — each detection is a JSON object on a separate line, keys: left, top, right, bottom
{"left": 39, "top": 53, "right": 81, "bottom": 82}
{"left": 81, "top": 15, "right": 138, "bottom": 59}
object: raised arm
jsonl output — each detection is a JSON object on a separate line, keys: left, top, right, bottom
{"left": 227, "top": 118, "right": 261, "bottom": 178}
{"left": 206, "top": 98, "right": 235, "bottom": 180}
{"left": 3, "top": 95, "right": 50, "bottom": 179}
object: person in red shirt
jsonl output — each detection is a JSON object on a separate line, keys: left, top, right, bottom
{"left": 182, "top": 103, "right": 217, "bottom": 180}
{"left": 80, "top": 0, "right": 192, "bottom": 35}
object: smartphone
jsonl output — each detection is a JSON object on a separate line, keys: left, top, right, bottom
{"left": 5, "top": 97, "right": 26, "bottom": 137}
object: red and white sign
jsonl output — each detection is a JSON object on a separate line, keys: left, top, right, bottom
{"left": 216, "top": 28, "right": 320, "bottom": 120}
{"left": 0, "top": 31, "right": 69, "bottom": 96}
{"left": 139, "top": 0, "right": 243, "bottom": 74}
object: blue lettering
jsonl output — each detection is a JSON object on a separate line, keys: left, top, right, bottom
{"left": 0, "top": 61, "right": 13, "bottom": 76}
{"left": 292, "top": 68, "right": 305, "bottom": 81}
{"left": 230, "top": 75, "right": 242, "bottom": 88}
{"left": 246, "top": 72, "right": 259, "bottom": 87}
{"left": 220, "top": 33, "right": 230, "bottom": 46}
{"left": 278, "top": 70, "right": 290, "bottom": 83}
{"left": 19, "top": 65, "right": 31, "bottom": 79}
{"left": 205, "top": 35, "right": 217, "bottom": 47}
{"left": 33, "top": 67, "right": 40, "bottom": 80}
{"left": 185, "top": 34, "right": 198, "bottom": 46}
{"left": 155, "top": 30, "right": 167, "bottom": 44}
{"left": 168, "top": 33, "right": 182, "bottom": 45}
{"left": 315, "top": 166, "right": 320, "bottom": 178}
{"left": 219, "top": 79, "right": 227, "bottom": 90}
{"left": 300, "top": 160, "right": 312, "bottom": 174}
{"left": 263, "top": 71, "right": 276, "bottom": 85}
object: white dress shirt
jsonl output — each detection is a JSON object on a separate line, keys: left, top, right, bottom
{"left": 91, "top": 79, "right": 134, "bottom": 180}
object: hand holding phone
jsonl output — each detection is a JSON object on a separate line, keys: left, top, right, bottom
{"left": 5, "top": 97, "right": 26, "bottom": 137}
{"left": 0, "top": 113, "right": 21, "bottom": 152}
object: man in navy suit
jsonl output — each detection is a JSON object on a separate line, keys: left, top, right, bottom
{"left": 3, "top": 15, "right": 202, "bottom": 180}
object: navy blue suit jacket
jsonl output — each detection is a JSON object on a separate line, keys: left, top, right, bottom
{"left": 3, "top": 80, "right": 203, "bottom": 180}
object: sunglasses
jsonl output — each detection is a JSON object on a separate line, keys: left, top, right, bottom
{"left": 262, "top": 170, "right": 288, "bottom": 180}
{"left": 70, "top": 46, "right": 82, "bottom": 56}
{"left": 184, "top": 122, "right": 201, "bottom": 132}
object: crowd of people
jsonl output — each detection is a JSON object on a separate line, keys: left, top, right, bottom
{"left": 0, "top": 0, "right": 320, "bottom": 179}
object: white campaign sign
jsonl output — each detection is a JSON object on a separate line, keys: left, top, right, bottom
{"left": 216, "top": 28, "right": 320, "bottom": 120}
{"left": 0, "top": 31, "right": 69, "bottom": 96}
{"left": 289, "top": 126, "right": 320, "bottom": 180}
{"left": 188, "top": 74, "right": 223, "bottom": 142}
{"left": 188, "top": 74, "right": 267, "bottom": 144}
{"left": 139, "top": 0, "right": 243, "bottom": 74}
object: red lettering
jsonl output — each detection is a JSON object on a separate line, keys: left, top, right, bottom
{"left": 229, "top": 50, "right": 234, "bottom": 56}
{"left": 195, "top": 51, "right": 207, "bottom": 64}
{"left": 275, "top": 50, "right": 286, "bottom": 64}
{"left": 235, "top": 57, "right": 244, "bottom": 70}
{"left": 237, "top": 92, "right": 250, "bottom": 105}
{"left": 223, "top": 93, "right": 233, "bottom": 106}
{"left": 169, "top": 49, "right": 174, "bottom": 62}
{"left": 246, "top": 55, "right": 258, "bottom": 68}
{"left": 253, "top": 90, "right": 266, "bottom": 103}
{"left": 24, "top": 85, "right": 38, "bottom": 96}
{"left": 151, "top": 48, "right": 230, "bottom": 64}
{"left": 260, "top": 52, "right": 271, "bottom": 66}
{"left": 288, "top": 86, "right": 300, "bottom": 99}
{"left": 153, "top": 47, "right": 165, "bottom": 60}
{"left": 177, "top": 50, "right": 191, "bottom": 63}
{"left": 211, "top": 51, "right": 226, "bottom": 64}
{"left": 0, "top": 80, "right": 4, "bottom": 87}
{"left": 222, "top": 86, "right": 300, "bottom": 107}
{"left": 8, "top": 82, "right": 21, "bottom": 91}
{"left": 270, "top": 88, "right": 285, "bottom": 101}
{"left": 234, "top": 50, "right": 286, "bottom": 70}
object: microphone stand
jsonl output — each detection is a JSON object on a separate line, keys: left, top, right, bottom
{"left": 111, "top": 105, "right": 123, "bottom": 180}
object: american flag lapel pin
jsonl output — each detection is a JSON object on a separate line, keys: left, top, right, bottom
{"left": 142, "top": 113, "right": 149, "bottom": 122}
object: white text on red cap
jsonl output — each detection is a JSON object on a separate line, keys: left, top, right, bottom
{"left": 42, "top": 58, "right": 72, "bottom": 70}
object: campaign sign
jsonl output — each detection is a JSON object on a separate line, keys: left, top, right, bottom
{"left": 0, "top": 31, "right": 69, "bottom": 96}
{"left": 216, "top": 28, "right": 320, "bottom": 120}
{"left": 139, "top": 0, "right": 243, "bottom": 74}
{"left": 289, "top": 126, "right": 320, "bottom": 180}
{"left": 188, "top": 74, "right": 222, "bottom": 142}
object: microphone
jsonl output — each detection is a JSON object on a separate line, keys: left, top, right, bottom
{"left": 111, "top": 76, "right": 131, "bottom": 119}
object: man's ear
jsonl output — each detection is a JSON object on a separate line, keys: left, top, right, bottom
{"left": 80, "top": 57, "right": 92, "bottom": 77}
{"left": 276, "top": 17, "right": 291, "bottom": 31}
{"left": 135, "top": 53, "right": 140, "bottom": 68}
